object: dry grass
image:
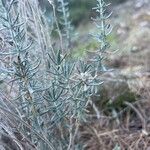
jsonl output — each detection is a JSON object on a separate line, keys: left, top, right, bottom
{"left": 79, "top": 98, "right": 150, "bottom": 150}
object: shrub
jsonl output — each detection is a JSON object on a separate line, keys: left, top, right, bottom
{"left": 0, "top": 0, "right": 112, "bottom": 149}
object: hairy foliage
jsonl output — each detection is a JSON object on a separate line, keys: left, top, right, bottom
{"left": 0, "top": 0, "right": 112, "bottom": 149}
{"left": 57, "top": 0, "right": 73, "bottom": 50}
{"left": 89, "top": 0, "right": 113, "bottom": 76}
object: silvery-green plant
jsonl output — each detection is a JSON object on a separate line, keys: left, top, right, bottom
{"left": 57, "top": 0, "right": 73, "bottom": 50}
{"left": 91, "top": 0, "right": 112, "bottom": 74}
{"left": 0, "top": 0, "right": 113, "bottom": 149}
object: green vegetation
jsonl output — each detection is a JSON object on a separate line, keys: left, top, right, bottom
{"left": 73, "top": 32, "right": 118, "bottom": 58}
{"left": 73, "top": 40, "right": 99, "bottom": 58}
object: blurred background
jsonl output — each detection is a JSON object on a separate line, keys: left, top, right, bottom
{"left": 39, "top": 0, "right": 128, "bottom": 26}
{"left": 39, "top": 0, "right": 149, "bottom": 66}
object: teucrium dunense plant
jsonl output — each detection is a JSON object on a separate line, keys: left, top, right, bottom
{"left": 91, "top": 0, "right": 112, "bottom": 74}
{"left": 0, "top": 0, "right": 112, "bottom": 149}
{"left": 57, "top": 0, "right": 73, "bottom": 50}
